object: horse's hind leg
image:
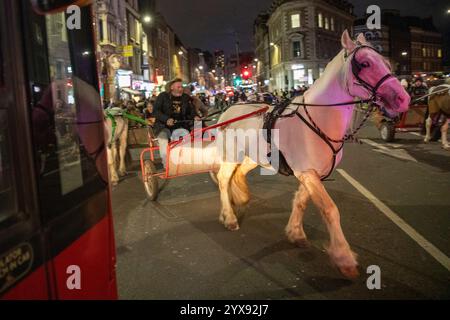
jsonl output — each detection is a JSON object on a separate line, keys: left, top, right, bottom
{"left": 441, "top": 118, "right": 449, "bottom": 150}
{"left": 217, "top": 163, "right": 240, "bottom": 231}
{"left": 286, "top": 183, "right": 310, "bottom": 247}
{"left": 298, "top": 169, "right": 359, "bottom": 279}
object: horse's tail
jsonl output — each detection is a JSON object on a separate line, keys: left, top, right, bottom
{"left": 229, "top": 165, "right": 250, "bottom": 207}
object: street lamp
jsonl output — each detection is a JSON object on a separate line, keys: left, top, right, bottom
{"left": 270, "top": 42, "right": 275, "bottom": 47}
{"left": 254, "top": 58, "right": 258, "bottom": 62}
{"left": 401, "top": 51, "right": 408, "bottom": 56}
{"left": 199, "top": 66, "right": 204, "bottom": 70}
{"left": 143, "top": 16, "right": 152, "bottom": 23}
{"left": 178, "top": 51, "right": 183, "bottom": 56}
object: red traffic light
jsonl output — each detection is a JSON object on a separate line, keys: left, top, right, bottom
{"left": 242, "top": 68, "right": 251, "bottom": 79}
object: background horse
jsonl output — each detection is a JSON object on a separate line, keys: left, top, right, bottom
{"left": 424, "top": 85, "right": 450, "bottom": 150}
{"left": 105, "top": 104, "right": 129, "bottom": 186}
{"left": 215, "top": 30, "right": 410, "bottom": 279}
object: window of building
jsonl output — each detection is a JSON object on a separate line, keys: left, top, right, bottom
{"left": 291, "top": 14, "right": 300, "bottom": 28}
{"left": 293, "top": 41, "right": 301, "bottom": 58}
{"left": 438, "top": 49, "right": 442, "bottom": 58}
{"left": 324, "top": 17, "right": 329, "bottom": 30}
{"left": 318, "top": 13, "right": 323, "bottom": 28}
{"left": 98, "top": 19, "right": 104, "bottom": 42}
{"left": 422, "top": 47, "right": 426, "bottom": 57}
{"left": 331, "top": 18, "right": 334, "bottom": 31}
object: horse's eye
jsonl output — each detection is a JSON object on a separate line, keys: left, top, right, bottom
{"left": 361, "top": 61, "right": 370, "bottom": 68}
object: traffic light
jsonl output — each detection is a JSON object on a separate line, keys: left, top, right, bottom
{"left": 242, "top": 67, "right": 252, "bottom": 80}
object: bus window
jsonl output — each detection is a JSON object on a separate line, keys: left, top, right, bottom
{"left": 0, "top": 6, "right": 17, "bottom": 227}
{"left": 0, "top": 112, "right": 18, "bottom": 226}
{"left": 0, "top": 31, "right": 3, "bottom": 87}
{"left": 23, "top": 4, "right": 107, "bottom": 223}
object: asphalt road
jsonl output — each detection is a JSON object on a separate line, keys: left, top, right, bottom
{"left": 112, "top": 122, "right": 450, "bottom": 300}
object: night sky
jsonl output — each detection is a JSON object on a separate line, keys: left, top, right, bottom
{"left": 156, "top": 0, "right": 450, "bottom": 55}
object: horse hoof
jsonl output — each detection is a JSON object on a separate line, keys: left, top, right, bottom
{"left": 338, "top": 265, "right": 360, "bottom": 279}
{"left": 442, "top": 145, "right": 450, "bottom": 150}
{"left": 287, "top": 234, "right": 310, "bottom": 248}
{"left": 293, "top": 238, "right": 310, "bottom": 248}
{"left": 225, "top": 222, "right": 240, "bottom": 231}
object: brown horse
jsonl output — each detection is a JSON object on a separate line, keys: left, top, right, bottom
{"left": 424, "top": 85, "right": 450, "bottom": 150}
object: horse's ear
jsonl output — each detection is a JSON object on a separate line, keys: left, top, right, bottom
{"left": 341, "top": 29, "right": 355, "bottom": 52}
{"left": 356, "top": 32, "right": 368, "bottom": 45}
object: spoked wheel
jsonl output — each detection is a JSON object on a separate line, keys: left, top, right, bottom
{"left": 143, "top": 160, "right": 159, "bottom": 201}
{"left": 209, "top": 171, "right": 218, "bottom": 186}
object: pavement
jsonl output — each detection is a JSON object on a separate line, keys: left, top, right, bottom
{"left": 111, "top": 120, "right": 450, "bottom": 300}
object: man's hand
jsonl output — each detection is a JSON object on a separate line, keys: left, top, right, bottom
{"left": 166, "top": 118, "right": 175, "bottom": 126}
{"left": 194, "top": 116, "right": 202, "bottom": 122}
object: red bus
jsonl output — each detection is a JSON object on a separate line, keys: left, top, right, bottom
{"left": 0, "top": 0, "right": 117, "bottom": 299}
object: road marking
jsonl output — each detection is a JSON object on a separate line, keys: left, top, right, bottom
{"left": 337, "top": 168, "right": 450, "bottom": 273}
{"left": 360, "top": 139, "right": 418, "bottom": 162}
{"left": 409, "top": 132, "right": 422, "bottom": 138}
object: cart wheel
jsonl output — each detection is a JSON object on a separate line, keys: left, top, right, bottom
{"left": 143, "top": 160, "right": 159, "bottom": 201}
{"left": 209, "top": 171, "right": 219, "bottom": 186}
{"left": 380, "top": 122, "right": 396, "bottom": 142}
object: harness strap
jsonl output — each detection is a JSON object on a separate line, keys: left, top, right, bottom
{"left": 105, "top": 110, "right": 117, "bottom": 147}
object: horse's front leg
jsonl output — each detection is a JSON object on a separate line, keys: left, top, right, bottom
{"left": 424, "top": 116, "right": 432, "bottom": 143}
{"left": 217, "top": 163, "right": 239, "bottom": 231}
{"left": 298, "top": 169, "right": 359, "bottom": 279}
{"left": 118, "top": 124, "right": 129, "bottom": 176}
{"left": 286, "top": 183, "right": 310, "bottom": 247}
{"left": 107, "top": 143, "right": 120, "bottom": 185}
{"left": 441, "top": 118, "right": 449, "bottom": 150}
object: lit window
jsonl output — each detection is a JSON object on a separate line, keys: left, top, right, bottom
{"left": 291, "top": 14, "right": 300, "bottom": 28}
{"left": 331, "top": 18, "right": 334, "bottom": 31}
{"left": 438, "top": 49, "right": 442, "bottom": 58}
{"left": 324, "top": 17, "right": 329, "bottom": 30}
{"left": 318, "top": 13, "right": 323, "bottom": 28}
{"left": 422, "top": 47, "right": 426, "bottom": 57}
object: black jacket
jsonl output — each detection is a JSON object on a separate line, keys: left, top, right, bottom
{"left": 153, "top": 92, "right": 196, "bottom": 135}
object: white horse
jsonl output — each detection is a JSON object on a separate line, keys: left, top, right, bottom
{"left": 424, "top": 84, "right": 450, "bottom": 150}
{"left": 214, "top": 30, "right": 410, "bottom": 278}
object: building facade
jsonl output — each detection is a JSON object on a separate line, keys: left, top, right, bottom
{"left": 254, "top": 0, "right": 354, "bottom": 91}
{"left": 354, "top": 10, "right": 443, "bottom": 75}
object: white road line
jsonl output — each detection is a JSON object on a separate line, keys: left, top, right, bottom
{"left": 409, "top": 132, "right": 422, "bottom": 137}
{"left": 337, "top": 168, "right": 450, "bottom": 273}
{"left": 360, "top": 139, "right": 418, "bottom": 162}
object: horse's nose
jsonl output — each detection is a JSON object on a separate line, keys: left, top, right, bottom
{"left": 396, "top": 93, "right": 410, "bottom": 112}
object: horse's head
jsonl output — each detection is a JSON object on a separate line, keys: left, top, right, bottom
{"left": 341, "top": 30, "right": 410, "bottom": 116}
